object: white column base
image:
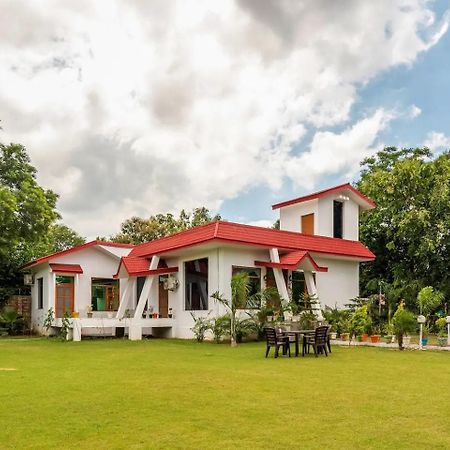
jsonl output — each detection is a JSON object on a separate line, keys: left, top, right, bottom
{"left": 72, "top": 319, "right": 82, "bottom": 341}
{"left": 129, "top": 319, "right": 142, "bottom": 340}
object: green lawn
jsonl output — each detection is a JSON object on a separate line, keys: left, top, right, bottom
{"left": 1, "top": 338, "right": 449, "bottom": 449}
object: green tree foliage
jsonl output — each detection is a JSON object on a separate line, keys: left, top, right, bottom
{"left": 392, "top": 303, "right": 416, "bottom": 350}
{"left": 357, "top": 147, "right": 450, "bottom": 309}
{"left": 110, "top": 207, "right": 221, "bottom": 244}
{"left": 0, "top": 143, "right": 59, "bottom": 256}
{"left": 0, "top": 143, "right": 84, "bottom": 301}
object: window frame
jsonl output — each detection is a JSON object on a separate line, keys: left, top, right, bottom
{"left": 333, "top": 200, "right": 344, "bottom": 239}
{"left": 37, "top": 277, "right": 43, "bottom": 310}
{"left": 184, "top": 257, "right": 209, "bottom": 311}
{"left": 91, "top": 277, "right": 120, "bottom": 312}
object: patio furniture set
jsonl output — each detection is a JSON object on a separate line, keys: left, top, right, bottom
{"left": 264, "top": 325, "right": 331, "bottom": 358}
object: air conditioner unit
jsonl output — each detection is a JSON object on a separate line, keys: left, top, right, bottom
{"left": 24, "top": 274, "right": 34, "bottom": 285}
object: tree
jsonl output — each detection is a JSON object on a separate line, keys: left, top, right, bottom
{"left": 111, "top": 207, "right": 221, "bottom": 244}
{"left": 0, "top": 143, "right": 85, "bottom": 301}
{"left": 0, "top": 143, "right": 59, "bottom": 257}
{"left": 357, "top": 147, "right": 450, "bottom": 311}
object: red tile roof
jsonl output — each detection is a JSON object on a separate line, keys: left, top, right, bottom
{"left": 22, "top": 240, "right": 134, "bottom": 269}
{"left": 49, "top": 263, "right": 83, "bottom": 274}
{"left": 130, "top": 221, "right": 375, "bottom": 260}
{"left": 271, "top": 183, "right": 376, "bottom": 210}
{"left": 255, "top": 251, "right": 328, "bottom": 272}
{"left": 114, "top": 256, "right": 178, "bottom": 278}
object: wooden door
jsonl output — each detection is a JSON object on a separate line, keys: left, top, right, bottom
{"left": 55, "top": 283, "right": 74, "bottom": 318}
{"left": 158, "top": 279, "right": 168, "bottom": 318}
{"left": 301, "top": 213, "right": 314, "bottom": 235}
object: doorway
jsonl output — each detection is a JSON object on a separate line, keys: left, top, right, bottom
{"left": 158, "top": 277, "right": 169, "bottom": 318}
{"left": 55, "top": 276, "right": 74, "bottom": 318}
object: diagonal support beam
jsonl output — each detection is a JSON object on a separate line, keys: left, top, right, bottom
{"left": 269, "top": 248, "right": 290, "bottom": 303}
{"left": 116, "top": 278, "right": 134, "bottom": 319}
{"left": 304, "top": 270, "right": 324, "bottom": 320}
{"left": 133, "top": 255, "right": 160, "bottom": 319}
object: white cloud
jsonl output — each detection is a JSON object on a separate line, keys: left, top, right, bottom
{"left": 423, "top": 131, "right": 450, "bottom": 151}
{"left": 0, "top": 0, "right": 448, "bottom": 237}
{"left": 409, "top": 104, "right": 422, "bottom": 118}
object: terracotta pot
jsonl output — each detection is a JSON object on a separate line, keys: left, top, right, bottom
{"left": 152, "top": 313, "right": 159, "bottom": 319}
{"left": 370, "top": 335, "right": 380, "bottom": 343}
{"left": 361, "top": 333, "right": 369, "bottom": 342}
{"left": 341, "top": 333, "right": 349, "bottom": 341}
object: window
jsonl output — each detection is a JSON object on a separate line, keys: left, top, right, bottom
{"left": 291, "top": 271, "right": 306, "bottom": 305}
{"left": 37, "top": 278, "right": 43, "bottom": 310}
{"left": 91, "top": 278, "right": 120, "bottom": 311}
{"left": 185, "top": 258, "right": 208, "bottom": 310}
{"left": 333, "top": 200, "right": 343, "bottom": 238}
{"left": 232, "top": 266, "right": 262, "bottom": 309}
{"left": 301, "top": 213, "right": 314, "bottom": 235}
{"left": 136, "top": 276, "right": 146, "bottom": 301}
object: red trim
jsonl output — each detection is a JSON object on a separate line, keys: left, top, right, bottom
{"left": 22, "top": 240, "right": 134, "bottom": 269}
{"left": 271, "top": 183, "right": 376, "bottom": 210}
{"left": 49, "top": 263, "right": 83, "bottom": 274}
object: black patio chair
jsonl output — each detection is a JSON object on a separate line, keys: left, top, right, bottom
{"left": 302, "top": 325, "right": 329, "bottom": 357}
{"left": 264, "top": 327, "right": 291, "bottom": 358}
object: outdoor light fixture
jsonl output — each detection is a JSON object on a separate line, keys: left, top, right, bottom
{"left": 337, "top": 194, "right": 350, "bottom": 201}
{"left": 417, "top": 315, "right": 426, "bottom": 350}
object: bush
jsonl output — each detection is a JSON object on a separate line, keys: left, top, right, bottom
{"left": 209, "top": 315, "right": 229, "bottom": 343}
{"left": 436, "top": 317, "right": 447, "bottom": 337}
{"left": 392, "top": 303, "right": 416, "bottom": 350}
{"left": 0, "top": 306, "right": 26, "bottom": 335}
{"left": 349, "top": 305, "right": 372, "bottom": 339}
{"left": 190, "top": 314, "right": 211, "bottom": 342}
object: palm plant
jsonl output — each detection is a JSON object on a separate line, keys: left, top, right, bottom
{"left": 211, "top": 272, "right": 250, "bottom": 346}
{"left": 0, "top": 307, "right": 25, "bottom": 335}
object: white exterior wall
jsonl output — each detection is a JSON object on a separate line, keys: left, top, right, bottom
{"left": 279, "top": 199, "right": 318, "bottom": 233}
{"left": 313, "top": 256, "right": 359, "bottom": 308}
{"left": 279, "top": 195, "right": 360, "bottom": 240}
{"left": 30, "top": 247, "right": 127, "bottom": 333}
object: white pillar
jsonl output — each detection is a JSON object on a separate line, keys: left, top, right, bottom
{"left": 269, "top": 248, "right": 290, "bottom": 302}
{"left": 48, "top": 272, "right": 56, "bottom": 312}
{"left": 129, "top": 318, "right": 142, "bottom": 340}
{"left": 72, "top": 318, "right": 82, "bottom": 341}
{"left": 304, "top": 270, "right": 324, "bottom": 320}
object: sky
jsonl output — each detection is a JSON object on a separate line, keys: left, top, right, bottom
{"left": 1, "top": 0, "right": 450, "bottom": 238}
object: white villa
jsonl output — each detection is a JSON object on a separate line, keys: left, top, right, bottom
{"left": 23, "top": 183, "right": 375, "bottom": 340}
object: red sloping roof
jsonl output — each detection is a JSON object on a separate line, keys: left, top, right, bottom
{"left": 255, "top": 251, "right": 328, "bottom": 272}
{"left": 130, "top": 221, "right": 375, "bottom": 260}
{"left": 49, "top": 263, "right": 83, "bottom": 274}
{"left": 22, "top": 240, "right": 134, "bottom": 269}
{"left": 114, "top": 256, "right": 176, "bottom": 278}
{"left": 271, "top": 183, "right": 376, "bottom": 210}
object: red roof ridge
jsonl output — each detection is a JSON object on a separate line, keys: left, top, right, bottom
{"left": 22, "top": 239, "right": 134, "bottom": 269}
{"left": 272, "top": 183, "right": 376, "bottom": 210}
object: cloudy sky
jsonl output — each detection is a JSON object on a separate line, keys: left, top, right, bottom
{"left": 1, "top": 0, "right": 450, "bottom": 238}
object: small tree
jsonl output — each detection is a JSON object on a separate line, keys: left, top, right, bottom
{"left": 349, "top": 305, "right": 372, "bottom": 341}
{"left": 392, "top": 303, "right": 416, "bottom": 350}
{"left": 211, "top": 272, "right": 250, "bottom": 347}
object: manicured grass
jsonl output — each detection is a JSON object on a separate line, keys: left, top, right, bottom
{"left": 1, "top": 338, "right": 450, "bottom": 449}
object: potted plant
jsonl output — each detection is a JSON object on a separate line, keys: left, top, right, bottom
{"left": 421, "top": 324, "right": 430, "bottom": 346}
{"left": 72, "top": 311, "right": 80, "bottom": 318}
{"left": 382, "top": 322, "right": 395, "bottom": 343}
{"left": 392, "top": 303, "right": 416, "bottom": 350}
{"left": 349, "top": 305, "right": 371, "bottom": 343}
{"left": 339, "top": 316, "right": 351, "bottom": 341}
{"left": 288, "top": 302, "right": 301, "bottom": 323}
{"left": 436, "top": 317, "right": 447, "bottom": 347}
{"left": 168, "top": 307, "right": 173, "bottom": 319}
{"left": 86, "top": 304, "right": 93, "bottom": 318}
{"left": 152, "top": 312, "right": 159, "bottom": 319}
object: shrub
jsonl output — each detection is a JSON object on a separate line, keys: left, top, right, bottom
{"left": 0, "top": 306, "right": 25, "bottom": 335}
{"left": 210, "top": 315, "right": 229, "bottom": 343}
{"left": 417, "top": 287, "right": 444, "bottom": 316}
{"left": 349, "top": 305, "right": 372, "bottom": 339}
{"left": 190, "top": 313, "right": 211, "bottom": 342}
{"left": 436, "top": 317, "right": 447, "bottom": 337}
{"left": 392, "top": 303, "right": 416, "bottom": 350}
